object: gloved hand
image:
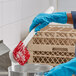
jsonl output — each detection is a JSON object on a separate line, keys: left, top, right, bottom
{"left": 29, "top": 12, "right": 67, "bottom": 32}
{"left": 44, "top": 57, "right": 76, "bottom": 76}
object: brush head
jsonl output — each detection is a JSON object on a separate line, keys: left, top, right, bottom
{"left": 12, "top": 41, "right": 30, "bottom": 65}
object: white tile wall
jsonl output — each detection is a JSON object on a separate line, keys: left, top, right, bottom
{"left": 0, "top": 28, "right": 3, "bottom": 41}
{"left": 2, "top": 0, "right": 21, "bottom": 25}
{"left": 0, "top": 0, "right": 9, "bottom": 1}
{"left": 0, "top": 2, "right": 2, "bottom": 26}
{"left": 21, "top": 0, "right": 50, "bottom": 19}
{"left": 3, "top": 21, "right": 21, "bottom": 50}
{"left": 2, "top": 0, "right": 50, "bottom": 26}
{"left": 0, "top": 2, "right": 3, "bottom": 41}
{"left": 21, "top": 16, "right": 34, "bottom": 40}
{"left": 58, "top": 0, "right": 76, "bottom": 12}
{"left": 0, "top": 0, "right": 50, "bottom": 54}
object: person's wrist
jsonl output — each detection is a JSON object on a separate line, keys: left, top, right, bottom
{"left": 67, "top": 13, "right": 73, "bottom": 24}
{"left": 49, "top": 12, "right": 67, "bottom": 24}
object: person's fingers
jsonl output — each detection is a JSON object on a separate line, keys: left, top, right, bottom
{"left": 29, "top": 18, "right": 41, "bottom": 32}
{"left": 35, "top": 22, "right": 49, "bottom": 32}
{"left": 29, "top": 22, "right": 39, "bottom": 32}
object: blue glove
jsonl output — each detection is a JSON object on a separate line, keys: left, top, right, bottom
{"left": 29, "top": 12, "right": 67, "bottom": 32}
{"left": 44, "top": 57, "right": 76, "bottom": 76}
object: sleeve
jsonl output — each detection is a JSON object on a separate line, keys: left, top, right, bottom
{"left": 71, "top": 11, "right": 76, "bottom": 29}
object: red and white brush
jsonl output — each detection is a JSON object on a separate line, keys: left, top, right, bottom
{"left": 9, "top": 29, "right": 36, "bottom": 65}
{"left": 9, "top": 7, "right": 54, "bottom": 66}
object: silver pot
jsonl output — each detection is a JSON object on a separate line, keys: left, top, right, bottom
{"left": 8, "top": 64, "right": 53, "bottom": 76}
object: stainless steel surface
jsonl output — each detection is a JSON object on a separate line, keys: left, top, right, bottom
{"left": 0, "top": 40, "right": 10, "bottom": 55}
{"left": 8, "top": 64, "right": 53, "bottom": 76}
{"left": 0, "top": 40, "right": 11, "bottom": 71}
{"left": 0, "top": 52, "right": 11, "bottom": 71}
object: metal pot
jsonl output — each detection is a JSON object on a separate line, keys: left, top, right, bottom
{"left": 8, "top": 64, "right": 53, "bottom": 76}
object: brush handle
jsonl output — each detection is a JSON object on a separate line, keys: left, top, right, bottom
{"left": 23, "top": 29, "right": 36, "bottom": 46}
{"left": 23, "top": 6, "right": 54, "bottom": 46}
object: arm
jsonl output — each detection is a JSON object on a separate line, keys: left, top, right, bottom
{"left": 45, "top": 57, "right": 76, "bottom": 76}
{"left": 29, "top": 12, "right": 76, "bottom": 32}
{"left": 67, "top": 13, "right": 73, "bottom": 24}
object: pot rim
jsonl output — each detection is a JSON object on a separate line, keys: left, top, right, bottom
{"left": 8, "top": 63, "right": 53, "bottom": 73}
